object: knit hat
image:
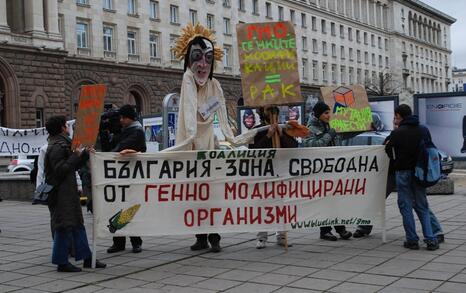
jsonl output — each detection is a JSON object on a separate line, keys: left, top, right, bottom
{"left": 119, "top": 104, "right": 137, "bottom": 120}
{"left": 313, "top": 101, "right": 330, "bottom": 119}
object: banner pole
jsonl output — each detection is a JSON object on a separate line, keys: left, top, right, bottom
{"left": 382, "top": 199, "right": 387, "bottom": 243}
{"left": 270, "top": 109, "right": 288, "bottom": 251}
{"left": 92, "top": 217, "right": 97, "bottom": 269}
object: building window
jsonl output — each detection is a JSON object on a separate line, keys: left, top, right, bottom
{"left": 356, "top": 29, "right": 360, "bottom": 43}
{"left": 302, "top": 36, "right": 308, "bottom": 51}
{"left": 103, "top": 0, "right": 113, "bottom": 10}
{"left": 301, "top": 13, "right": 307, "bottom": 28}
{"left": 349, "top": 67, "right": 354, "bottom": 83}
{"left": 252, "top": 0, "right": 259, "bottom": 14}
{"left": 341, "top": 66, "right": 346, "bottom": 83}
{"left": 170, "top": 35, "right": 179, "bottom": 61}
{"left": 223, "top": 45, "right": 232, "bottom": 68}
{"left": 330, "top": 22, "right": 335, "bottom": 36}
{"left": 207, "top": 14, "right": 215, "bottom": 30}
{"left": 372, "top": 53, "right": 376, "bottom": 66}
{"left": 348, "top": 27, "right": 353, "bottom": 41}
{"left": 128, "top": 0, "right": 136, "bottom": 14}
{"left": 127, "top": 31, "right": 137, "bottom": 55}
{"left": 238, "top": 0, "right": 245, "bottom": 11}
{"left": 149, "top": 32, "right": 159, "bottom": 58}
{"left": 379, "top": 55, "right": 383, "bottom": 67}
{"left": 223, "top": 18, "right": 231, "bottom": 34}
{"left": 340, "top": 25, "right": 344, "bottom": 38}
{"left": 103, "top": 26, "right": 113, "bottom": 52}
{"left": 302, "top": 58, "right": 308, "bottom": 80}
{"left": 150, "top": 1, "right": 159, "bottom": 19}
{"left": 311, "top": 16, "right": 317, "bottom": 31}
{"left": 77, "top": 0, "right": 88, "bottom": 5}
{"left": 331, "top": 43, "right": 336, "bottom": 57}
{"left": 290, "top": 10, "right": 295, "bottom": 24}
{"left": 312, "top": 60, "right": 318, "bottom": 80}
{"left": 322, "top": 62, "right": 328, "bottom": 81}
{"left": 312, "top": 39, "right": 318, "bottom": 53}
{"left": 265, "top": 2, "right": 272, "bottom": 18}
{"left": 371, "top": 34, "right": 375, "bottom": 47}
{"left": 322, "top": 41, "right": 327, "bottom": 55}
{"left": 321, "top": 19, "right": 326, "bottom": 34}
{"left": 378, "top": 36, "right": 382, "bottom": 49}
{"left": 76, "top": 22, "right": 88, "bottom": 48}
{"left": 357, "top": 49, "right": 361, "bottom": 63}
{"left": 223, "top": 0, "right": 231, "bottom": 7}
{"left": 340, "top": 46, "right": 345, "bottom": 60}
{"left": 364, "top": 32, "right": 368, "bottom": 44}
{"left": 170, "top": 5, "right": 179, "bottom": 23}
{"left": 36, "top": 108, "right": 44, "bottom": 128}
{"left": 278, "top": 6, "right": 284, "bottom": 20}
{"left": 385, "top": 56, "right": 389, "bottom": 68}
{"left": 189, "top": 9, "right": 197, "bottom": 24}
{"left": 331, "top": 64, "right": 336, "bottom": 82}
{"left": 349, "top": 48, "right": 353, "bottom": 61}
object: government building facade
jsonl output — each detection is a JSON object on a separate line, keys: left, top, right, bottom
{"left": 0, "top": 0, "right": 455, "bottom": 128}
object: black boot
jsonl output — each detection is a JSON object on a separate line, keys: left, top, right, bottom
{"left": 83, "top": 258, "right": 106, "bottom": 268}
{"left": 57, "top": 263, "right": 82, "bottom": 272}
{"left": 191, "top": 234, "right": 209, "bottom": 251}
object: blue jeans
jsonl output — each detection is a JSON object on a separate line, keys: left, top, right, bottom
{"left": 396, "top": 170, "right": 436, "bottom": 242}
{"left": 52, "top": 224, "right": 92, "bottom": 265}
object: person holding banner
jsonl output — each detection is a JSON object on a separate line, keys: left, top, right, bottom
{"left": 107, "top": 105, "right": 147, "bottom": 254}
{"left": 169, "top": 24, "right": 258, "bottom": 253}
{"left": 302, "top": 101, "right": 353, "bottom": 241}
{"left": 44, "top": 116, "right": 106, "bottom": 272}
{"left": 250, "top": 106, "right": 298, "bottom": 249}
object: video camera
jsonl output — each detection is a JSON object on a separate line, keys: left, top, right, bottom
{"left": 98, "top": 104, "right": 121, "bottom": 151}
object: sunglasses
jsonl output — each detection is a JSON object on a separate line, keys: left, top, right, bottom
{"left": 190, "top": 49, "right": 214, "bottom": 64}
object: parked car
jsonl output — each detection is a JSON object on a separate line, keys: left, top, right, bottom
{"left": 342, "top": 131, "right": 454, "bottom": 175}
{"left": 6, "top": 155, "right": 35, "bottom": 173}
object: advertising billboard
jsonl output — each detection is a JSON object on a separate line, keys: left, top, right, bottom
{"left": 368, "top": 96, "right": 399, "bottom": 131}
{"left": 414, "top": 92, "right": 466, "bottom": 159}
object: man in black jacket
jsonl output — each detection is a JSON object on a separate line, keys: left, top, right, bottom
{"left": 107, "top": 105, "right": 147, "bottom": 254}
{"left": 385, "top": 104, "right": 439, "bottom": 251}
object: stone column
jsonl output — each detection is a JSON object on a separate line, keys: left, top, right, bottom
{"left": 24, "top": 0, "right": 45, "bottom": 35}
{"left": 46, "top": 0, "right": 60, "bottom": 36}
{"left": 0, "top": 0, "right": 10, "bottom": 32}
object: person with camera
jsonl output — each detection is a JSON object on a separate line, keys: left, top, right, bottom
{"left": 106, "top": 104, "right": 147, "bottom": 254}
{"left": 45, "top": 116, "right": 105, "bottom": 272}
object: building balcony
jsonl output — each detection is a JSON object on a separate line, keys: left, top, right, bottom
{"left": 150, "top": 57, "right": 161, "bottom": 65}
{"left": 402, "top": 68, "right": 410, "bottom": 76}
{"left": 77, "top": 47, "right": 91, "bottom": 56}
{"left": 104, "top": 51, "right": 116, "bottom": 59}
{"left": 128, "top": 54, "right": 140, "bottom": 62}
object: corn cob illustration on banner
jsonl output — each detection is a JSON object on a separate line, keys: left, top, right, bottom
{"left": 107, "top": 204, "right": 141, "bottom": 233}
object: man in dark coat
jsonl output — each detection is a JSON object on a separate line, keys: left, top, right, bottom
{"left": 45, "top": 116, "right": 105, "bottom": 272}
{"left": 385, "top": 104, "right": 440, "bottom": 251}
{"left": 107, "top": 104, "right": 147, "bottom": 254}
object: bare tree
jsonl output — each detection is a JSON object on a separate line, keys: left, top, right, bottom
{"left": 364, "top": 70, "right": 402, "bottom": 96}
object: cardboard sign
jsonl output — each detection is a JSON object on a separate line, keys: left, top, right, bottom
{"left": 237, "top": 21, "right": 302, "bottom": 107}
{"left": 321, "top": 85, "right": 373, "bottom": 133}
{"left": 91, "top": 146, "right": 388, "bottom": 237}
{"left": 72, "top": 84, "right": 106, "bottom": 149}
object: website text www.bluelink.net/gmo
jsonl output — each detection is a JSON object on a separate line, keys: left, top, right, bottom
{"left": 291, "top": 217, "right": 371, "bottom": 229}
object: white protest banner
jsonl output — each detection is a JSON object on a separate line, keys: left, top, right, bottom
{"left": 0, "top": 126, "right": 47, "bottom": 156}
{"left": 90, "top": 146, "right": 388, "bottom": 237}
{"left": 0, "top": 120, "right": 75, "bottom": 156}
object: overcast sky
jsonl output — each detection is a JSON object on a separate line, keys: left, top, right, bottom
{"left": 420, "top": 0, "right": 466, "bottom": 68}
